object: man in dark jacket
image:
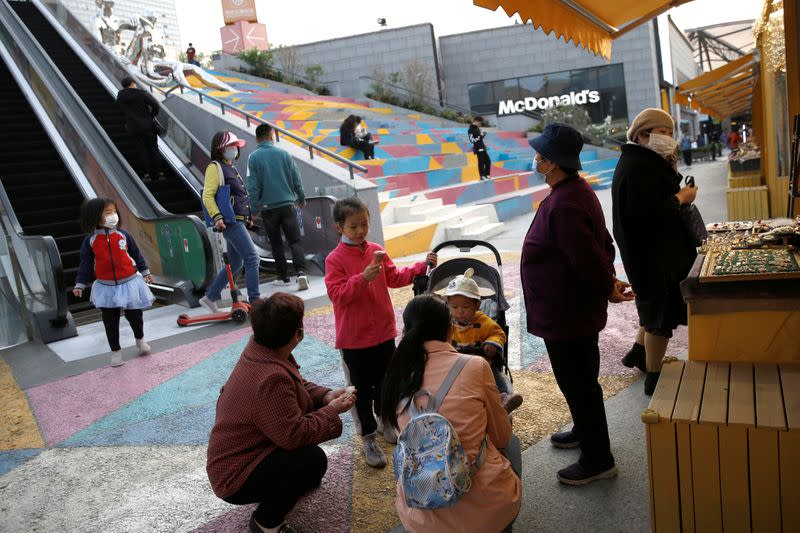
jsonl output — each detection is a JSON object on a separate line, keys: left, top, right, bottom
{"left": 116, "top": 76, "right": 161, "bottom": 180}
{"left": 611, "top": 108, "right": 698, "bottom": 395}
{"left": 468, "top": 116, "right": 491, "bottom": 180}
{"left": 521, "top": 123, "right": 633, "bottom": 486}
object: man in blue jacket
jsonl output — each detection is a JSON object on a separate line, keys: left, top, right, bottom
{"left": 247, "top": 123, "right": 308, "bottom": 290}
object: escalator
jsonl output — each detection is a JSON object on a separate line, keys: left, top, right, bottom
{"left": 0, "top": 58, "right": 89, "bottom": 315}
{"left": 11, "top": 1, "right": 199, "bottom": 216}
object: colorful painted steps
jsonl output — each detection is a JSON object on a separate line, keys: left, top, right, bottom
{"left": 179, "top": 70, "right": 624, "bottom": 257}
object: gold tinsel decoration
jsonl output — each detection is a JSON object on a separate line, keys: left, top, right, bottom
{"left": 753, "top": 0, "right": 786, "bottom": 73}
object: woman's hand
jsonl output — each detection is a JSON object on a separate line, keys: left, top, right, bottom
{"left": 328, "top": 390, "right": 356, "bottom": 414}
{"left": 675, "top": 186, "right": 698, "bottom": 205}
{"left": 72, "top": 287, "right": 83, "bottom": 298}
{"left": 609, "top": 278, "right": 635, "bottom": 303}
{"left": 323, "top": 388, "right": 345, "bottom": 405}
{"left": 143, "top": 274, "right": 154, "bottom": 284}
{"left": 214, "top": 219, "right": 226, "bottom": 230}
{"left": 426, "top": 252, "right": 438, "bottom": 267}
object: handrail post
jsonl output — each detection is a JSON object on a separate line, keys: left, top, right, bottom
{"left": 246, "top": 115, "right": 250, "bottom": 127}
{"left": 308, "top": 145, "right": 314, "bottom": 159}
{"left": 275, "top": 130, "right": 280, "bottom": 142}
{"left": 199, "top": 92, "right": 203, "bottom": 104}
{"left": 221, "top": 103, "right": 225, "bottom": 115}
{"left": 349, "top": 167, "right": 354, "bottom": 180}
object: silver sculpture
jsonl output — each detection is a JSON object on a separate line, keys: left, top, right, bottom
{"left": 93, "top": 0, "right": 236, "bottom": 92}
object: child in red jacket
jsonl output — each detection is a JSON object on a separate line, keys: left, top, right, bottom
{"left": 73, "top": 198, "right": 155, "bottom": 367}
{"left": 324, "top": 196, "right": 436, "bottom": 468}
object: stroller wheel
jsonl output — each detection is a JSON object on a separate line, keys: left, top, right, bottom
{"left": 231, "top": 308, "right": 248, "bottom": 322}
{"left": 177, "top": 314, "right": 190, "bottom": 327}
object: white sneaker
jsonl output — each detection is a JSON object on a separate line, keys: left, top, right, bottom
{"left": 110, "top": 350, "right": 124, "bottom": 367}
{"left": 297, "top": 274, "right": 309, "bottom": 291}
{"left": 362, "top": 433, "right": 386, "bottom": 468}
{"left": 270, "top": 278, "right": 292, "bottom": 287}
{"left": 199, "top": 296, "right": 218, "bottom": 313}
{"left": 136, "top": 338, "right": 151, "bottom": 356}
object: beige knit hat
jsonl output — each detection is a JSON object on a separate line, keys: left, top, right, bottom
{"left": 627, "top": 108, "right": 674, "bottom": 142}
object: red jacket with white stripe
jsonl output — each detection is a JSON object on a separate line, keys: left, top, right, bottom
{"left": 75, "top": 228, "right": 150, "bottom": 289}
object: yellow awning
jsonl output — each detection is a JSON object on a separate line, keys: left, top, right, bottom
{"left": 675, "top": 52, "right": 758, "bottom": 118}
{"left": 474, "top": 0, "right": 694, "bottom": 59}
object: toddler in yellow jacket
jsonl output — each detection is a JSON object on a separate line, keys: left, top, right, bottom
{"left": 439, "top": 268, "right": 523, "bottom": 413}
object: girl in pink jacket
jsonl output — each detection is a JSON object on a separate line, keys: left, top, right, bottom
{"left": 324, "top": 196, "right": 436, "bottom": 469}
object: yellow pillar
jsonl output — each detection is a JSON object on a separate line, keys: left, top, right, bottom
{"left": 758, "top": 39, "right": 781, "bottom": 216}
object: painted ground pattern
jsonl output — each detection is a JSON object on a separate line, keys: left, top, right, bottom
{"left": 0, "top": 256, "right": 687, "bottom": 532}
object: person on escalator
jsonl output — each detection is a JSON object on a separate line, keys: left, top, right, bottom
{"left": 200, "top": 131, "right": 261, "bottom": 313}
{"left": 73, "top": 197, "right": 155, "bottom": 368}
{"left": 117, "top": 76, "right": 162, "bottom": 181}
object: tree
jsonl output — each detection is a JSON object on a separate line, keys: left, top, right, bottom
{"left": 402, "top": 59, "right": 433, "bottom": 109}
{"left": 274, "top": 45, "right": 301, "bottom": 81}
{"left": 304, "top": 64, "right": 324, "bottom": 86}
{"left": 237, "top": 48, "right": 275, "bottom": 79}
{"left": 368, "top": 65, "right": 402, "bottom": 104}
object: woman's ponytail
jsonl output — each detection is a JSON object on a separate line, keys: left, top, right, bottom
{"left": 380, "top": 296, "right": 451, "bottom": 430}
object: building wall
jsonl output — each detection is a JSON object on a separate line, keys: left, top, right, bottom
{"left": 669, "top": 18, "right": 702, "bottom": 137}
{"left": 58, "top": 0, "right": 182, "bottom": 57}
{"left": 439, "top": 22, "right": 661, "bottom": 125}
{"left": 275, "top": 24, "right": 441, "bottom": 102}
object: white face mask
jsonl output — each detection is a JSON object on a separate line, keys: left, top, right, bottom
{"left": 647, "top": 133, "right": 678, "bottom": 159}
{"left": 104, "top": 213, "right": 119, "bottom": 228}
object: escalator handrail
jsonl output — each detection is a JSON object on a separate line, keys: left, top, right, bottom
{"left": 0, "top": 179, "right": 68, "bottom": 324}
{"left": 1, "top": 1, "right": 214, "bottom": 290}
{"left": 160, "top": 82, "right": 370, "bottom": 179}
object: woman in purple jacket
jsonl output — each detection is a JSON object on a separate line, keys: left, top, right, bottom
{"left": 521, "top": 123, "right": 633, "bottom": 486}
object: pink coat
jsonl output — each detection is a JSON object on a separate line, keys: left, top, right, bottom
{"left": 324, "top": 241, "right": 426, "bottom": 349}
{"left": 396, "top": 341, "right": 521, "bottom": 533}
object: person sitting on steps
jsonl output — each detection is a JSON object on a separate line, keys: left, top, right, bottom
{"left": 340, "top": 114, "right": 378, "bottom": 160}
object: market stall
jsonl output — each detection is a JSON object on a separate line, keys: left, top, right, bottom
{"left": 681, "top": 218, "right": 800, "bottom": 363}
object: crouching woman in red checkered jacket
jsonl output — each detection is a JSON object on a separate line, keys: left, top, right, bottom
{"left": 207, "top": 293, "right": 356, "bottom": 533}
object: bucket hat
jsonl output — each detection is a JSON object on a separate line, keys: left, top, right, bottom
{"left": 528, "top": 123, "right": 584, "bottom": 170}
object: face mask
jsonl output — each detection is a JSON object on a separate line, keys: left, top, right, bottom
{"left": 341, "top": 234, "right": 358, "bottom": 245}
{"left": 223, "top": 148, "right": 237, "bottom": 161}
{"left": 647, "top": 134, "right": 678, "bottom": 159}
{"left": 534, "top": 159, "right": 553, "bottom": 178}
{"left": 104, "top": 213, "right": 119, "bottom": 228}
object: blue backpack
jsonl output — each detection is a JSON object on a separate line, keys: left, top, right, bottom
{"left": 393, "top": 355, "right": 488, "bottom": 510}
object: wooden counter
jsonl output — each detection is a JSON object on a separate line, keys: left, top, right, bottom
{"left": 681, "top": 255, "right": 800, "bottom": 363}
{"left": 642, "top": 359, "right": 800, "bottom": 532}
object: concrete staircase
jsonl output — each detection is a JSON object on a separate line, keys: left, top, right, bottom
{"left": 200, "top": 71, "right": 621, "bottom": 256}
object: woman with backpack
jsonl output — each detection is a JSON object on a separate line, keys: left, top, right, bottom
{"left": 382, "top": 295, "right": 521, "bottom": 533}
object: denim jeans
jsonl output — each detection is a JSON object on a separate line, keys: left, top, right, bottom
{"left": 206, "top": 221, "right": 261, "bottom": 303}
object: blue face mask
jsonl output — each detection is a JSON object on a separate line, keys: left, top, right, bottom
{"left": 341, "top": 234, "right": 358, "bottom": 245}
{"left": 223, "top": 148, "right": 237, "bottom": 161}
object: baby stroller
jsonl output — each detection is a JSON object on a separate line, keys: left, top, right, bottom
{"left": 412, "top": 239, "right": 512, "bottom": 381}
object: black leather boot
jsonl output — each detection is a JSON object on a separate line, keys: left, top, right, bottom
{"left": 621, "top": 342, "right": 646, "bottom": 373}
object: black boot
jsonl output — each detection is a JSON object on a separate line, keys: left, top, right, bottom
{"left": 644, "top": 372, "right": 661, "bottom": 396}
{"left": 621, "top": 342, "right": 646, "bottom": 373}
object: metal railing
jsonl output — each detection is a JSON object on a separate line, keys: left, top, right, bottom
{"left": 160, "top": 82, "right": 368, "bottom": 180}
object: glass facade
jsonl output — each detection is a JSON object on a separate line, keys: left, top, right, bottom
{"left": 468, "top": 64, "right": 628, "bottom": 123}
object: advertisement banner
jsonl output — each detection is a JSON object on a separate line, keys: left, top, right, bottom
{"left": 221, "top": 0, "right": 257, "bottom": 24}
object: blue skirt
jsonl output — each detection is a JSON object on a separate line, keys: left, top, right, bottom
{"left": 90, "top": 275, "right": 155, "bottom": 309}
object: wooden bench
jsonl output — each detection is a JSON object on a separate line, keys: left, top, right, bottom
{"left": 642, "top": 358, "right": 800, "bottom": 532}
